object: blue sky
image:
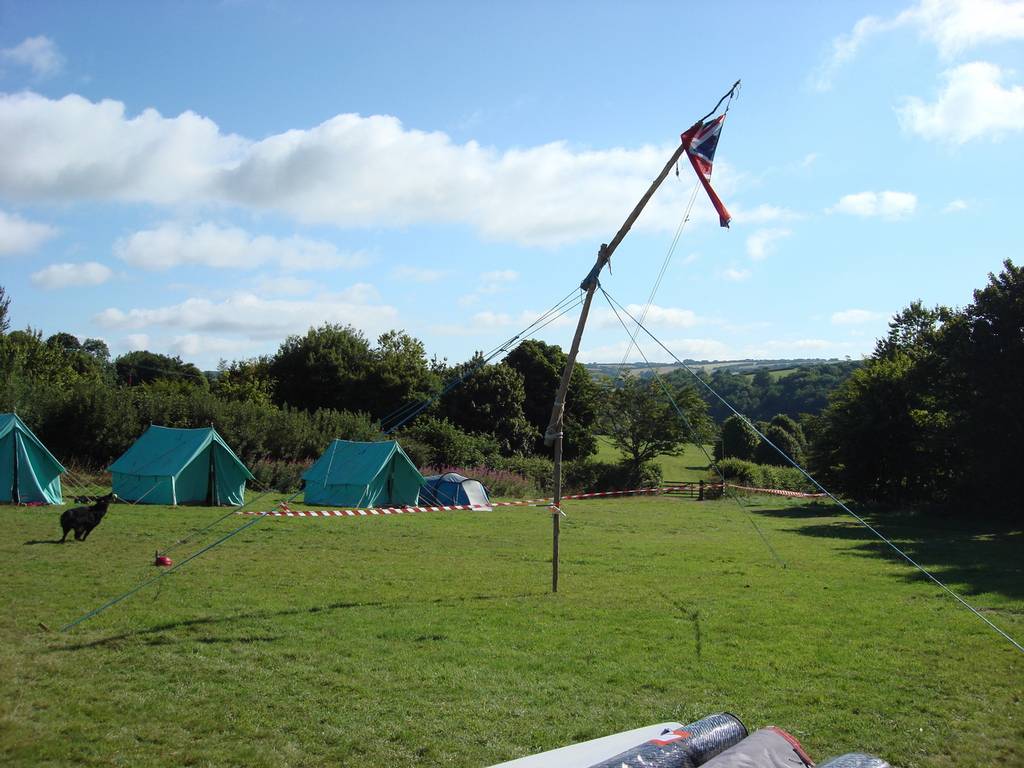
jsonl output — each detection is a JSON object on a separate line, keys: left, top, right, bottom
{"left": 1, "top": 0, "right": 1022, "bottom": 369}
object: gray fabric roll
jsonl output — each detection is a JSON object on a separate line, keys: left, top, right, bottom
{"left": 586, "top": 712, "right": 748, "bottom": 768}
{"left": 699, "top": 727, "right": 814, "bottom": 767}
{"left": 817, "top": 754, "right": 891, "bottom": 768}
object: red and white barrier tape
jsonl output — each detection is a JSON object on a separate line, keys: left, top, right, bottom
{"left": 240, "top": 486, "right": 664, "bottom": 518}
{"left": 238, "top": 484, "right": 822, "bottom": 518}
{"left": 725, "top": 483, "right": 826, "bottom": 498}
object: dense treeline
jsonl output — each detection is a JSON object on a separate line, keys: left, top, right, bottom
{"left": 808, "top": 259, "right": 1022, "bottom": 513}
{"left": 10, "top": 253, "right": 1014, "bottom": 516}
{"left": 2, "top": 299, "right": 692, "bottom": 490}
{"left": 662, "top": 361, "right": 862, "bottom": 424}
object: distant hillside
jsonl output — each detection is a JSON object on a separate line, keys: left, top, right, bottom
{"left": 584, "top": 357, "right": 848, "bottom": 380}
{"left": 585, "top": 358, "right": 862, "bottom": 422}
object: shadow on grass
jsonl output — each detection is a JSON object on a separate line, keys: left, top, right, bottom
{"left": 756, "top": 502, "right": 1024, "bottom": 601}
{"left": 53, "top": 591, "right": 544, "bottom": 652}
{"left": 23, "top": 539, "right": 66, "bottom": 545}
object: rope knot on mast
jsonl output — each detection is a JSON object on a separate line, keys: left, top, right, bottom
{"left": 580, "top": 243, "right": 610, "bottom": 291}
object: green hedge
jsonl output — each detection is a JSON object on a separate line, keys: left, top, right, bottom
{"left": 714, "top": 458, "right": 815, "bottom": 493}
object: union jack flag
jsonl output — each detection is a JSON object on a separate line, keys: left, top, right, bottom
{"left": 681, "top": 114, "right": 732, "bottom": 228}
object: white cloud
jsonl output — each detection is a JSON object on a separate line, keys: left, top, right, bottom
{"left": 456, "top": 269, "right": 520, "bottom": 307}
{"left": 828, "top": 190, "right": 917, "bottom": 219}
{"left": 813, "top": 0, "right": 1024, "bottom": 89}
{"left": 597, "top": 304, "right": 701, "bottom": 330}
{"left": 729, "top": 204, "right": 803, "bottom": 225}
{"left": 391, "top": 265, "right": 447, "bottom": 283}
{"left": 432, "top": 306, "right": 578, "bottom": 336}
{"left": 114, "top": 221, "right": 365, "bottom": 271}
{"left": 944, "top": 198, "right": 969, "bottom": 212}
{"left": 898, "top": 61, "right": 1024, "bottom": 143}
{"left": 0, "top": 92, "right": 766, "bottom": 247}
{"left": 757, "top": 339, "right": 843, "bottom": 355}
{"left": 169, "top": 334, "right": 256, "bottom": 358}
{"left": 251, "top": 274, "right": 315, "bottom": 296}
{"left": 913, "top": 0, "right": 1024, "bottom": 57}
{"left": 94, "top": 289, "right": 397, "bottom": 341}
{"left": 1, "top": 36, "right": 64, "bottom": 78}
{"left": 813, "top": 13, "right": 908, "bottom": 90}
{"left": 0, "top": 93, "right": 247, "bottom": 204}
{"left": 478, "top": 269, "right": 518, "bottom": 292}
{"left": 723, "top": 267, "right": 751, "bottom": 281}
{"left": 30, "top": 261, "right": 112, "bottom": 290}
{"left": 0, "top": 209, "right": 57, "bottom": 255}
{"left": 746, "top": 228, "right": 792, "bottom": 261}
{"left": 123, "top": 333, "right": 150, "bottom": 351}
{"left": 831, "top": 309, "right": 884, "bottom": 325}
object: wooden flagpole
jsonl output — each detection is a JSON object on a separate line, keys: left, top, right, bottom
{"left": 543, "top": 142, "right": 690, "bottom": 593}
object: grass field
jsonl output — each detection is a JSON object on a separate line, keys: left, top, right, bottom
{"left": 593, "top": 437, "right": 712, "bottom": 482}
{"left": 2, "top": 494, "right": 1022, "bottom": 767}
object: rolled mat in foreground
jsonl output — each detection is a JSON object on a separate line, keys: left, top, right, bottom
{"left": 699, "top": 727, "right": 814, "bottom": 767}
{"left": 817, "top": 755, "right": 891, "bottom": 768}
{"left": 586, "top": 712, "right": 748, "bottom": 768}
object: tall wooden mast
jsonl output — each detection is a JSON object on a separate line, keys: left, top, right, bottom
{"left": 543, "top": 81, "right": 739, "bottom": 593}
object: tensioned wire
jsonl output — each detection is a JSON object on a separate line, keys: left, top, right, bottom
{"left": 601, "top": 288, "right": 1024, "bottom": 655}
{"left": 602, "top": 288, "right": 787, "bottom": 569}
{"left": 378, "top": 288, "right": 583, "bottom": 434}
{"left": 377, "top": 292, "right": 583, "bottom": 434}
{"left": 58, "top": 287, "right": 590, "bottom": 631}
{"left": 59, "top": 485, "right": 306, "bottom": 632}
{"left": 76, "top": 288, "right": 585, "bottom": 591}
{"left": 597, "top": 177, "right": 784, "bottom": 565}
{"left": 615, "top": 181, "right": 700, "bottom": 372}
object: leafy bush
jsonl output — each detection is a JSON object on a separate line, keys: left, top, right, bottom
{"left": 715, "top": 457, "right": 758, "bottom": 485}
{"left": 563, "top": 459, "right": 662, "bottom": 493}
{"left": 491, "top": 455, "right": 554, "bottom": 494}
{"left": 714, "top": 458, "right": 814, "bottom": 492}
{"left": 398, "top": 417, "right": 499, "bottom": 468}
{"left": 249, "top": 458, "right": 312, "bottom": 493}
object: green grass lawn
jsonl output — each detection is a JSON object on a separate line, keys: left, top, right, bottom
{"left": 594, "top": 436, "right": 712, "bottom": 482}
{"left": 2, "top": 495, "right": 1021, "bottom": 767}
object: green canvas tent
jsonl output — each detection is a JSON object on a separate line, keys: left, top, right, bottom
{"left": 303, "top": 440, "right": 424, "bottom": 507}
{"left": 0, "top": 413, "right": 65, "bottom": 504}
{"left": 109, "top": 425, "right": 253, "bottom": 506}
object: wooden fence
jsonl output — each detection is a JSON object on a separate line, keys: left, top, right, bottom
{"left": 661, "top": 480, "right": 723, "bottom": 500}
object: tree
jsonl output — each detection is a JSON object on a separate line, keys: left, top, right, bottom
{"left": 115, "top": 350, "right": 206, "bottom": 388}
{"left": 716, "top": 414, "right": 760, "bottom": 461}
{"left": 810, "top": 351, "right": 955, "bottom": 503}
{"left": 752, "top": 413, "right": 807, "bottom": 466}
{"left": 214, "top": 356, "right": 275, "bottom": 406}
{"left": 366, "top": 330, "right": 439, "bottom": 421}
{"left": 46, "top": 332, "right": 81, "bottom": 354}
{"left": 269, "top": 324, "right": 373, "bottom": 413}
{"left": 946, "top": 259, "right": 1024, "bottom": 506}
{"left": 81, "top": 338, "right": 110, "bottom": 362}
{"left": 504, "top": 339, "right": 599, "bottom": 459}
{"left": 602, "top": 375, "right": 712, "bottom": 472}
{"left": 440, "top": 357, "right": 534, "bottom": 456}
{"left": 0, "top": 286, "right": 10, "bottom": 335}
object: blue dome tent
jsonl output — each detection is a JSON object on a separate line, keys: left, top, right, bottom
{"left": 420, "top": 472, "right": 491, "bottom": 509}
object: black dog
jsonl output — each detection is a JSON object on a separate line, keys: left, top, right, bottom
{"left": 60, "top": 492, "right": 118, "bottom": 542}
